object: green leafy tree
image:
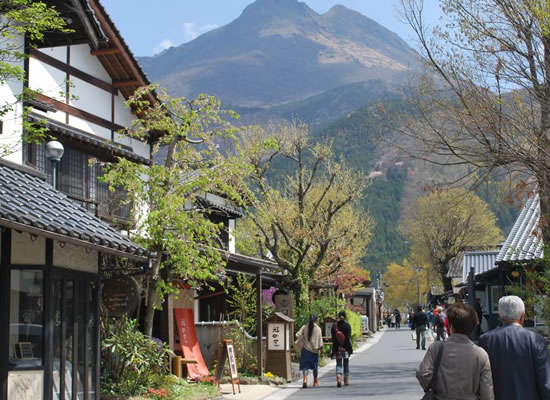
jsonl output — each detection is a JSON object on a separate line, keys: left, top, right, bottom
{"left": 226, "top": 273, "right": 256, "bottom": 334}
{"left": 103, "top": 86, "right": 251, "bottom": 336}
{"left": 403, "top": 188, "right": 503, "bottom": 292}
{"left": 0, "top": 0, "right": 69, "bottom": 155}
{"left": 237, "top": 122, "right": 373, "bottom": 307}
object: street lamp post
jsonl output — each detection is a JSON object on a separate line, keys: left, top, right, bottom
{"left": 45, "top": 141, "right": 64, "bottom": 190}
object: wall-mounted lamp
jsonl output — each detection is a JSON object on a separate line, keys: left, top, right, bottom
{"left": 45, "top": 140, "right": 64, "bottom": 190}
{"left": 510, "top": 270, "right": 521, "bottom": 278}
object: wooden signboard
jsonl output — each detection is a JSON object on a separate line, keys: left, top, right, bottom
{"left": 102, "top": 275, "right": 140, "bottom": 316}
{"left": 215, "top": 339, "right": 240, "bottom": 395}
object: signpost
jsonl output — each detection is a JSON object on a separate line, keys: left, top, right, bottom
{"left": 215, "top": 339, "right": 240, "bottom": 395}
{"left": 101, "top": 275, "right": 140, "bottom": 316}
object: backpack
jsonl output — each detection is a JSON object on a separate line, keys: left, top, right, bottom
{"left": 334, "top": 323, "right": 346, "bottom": 345}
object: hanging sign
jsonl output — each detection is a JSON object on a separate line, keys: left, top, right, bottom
{"left": 215, "top": 339, "right": 240, "bottom": 394}
{"left": 101, "top": 275, "right": 140, "bottom": 316}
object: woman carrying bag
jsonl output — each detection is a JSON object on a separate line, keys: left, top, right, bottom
{"left": 295, "top": 314, "right": 324, "bottom": 388}
{"left": 416, "top": 303, "right": 493, "bottom": 400}
{"left": 331, "top": 310, "right": 353, "bottom": 387}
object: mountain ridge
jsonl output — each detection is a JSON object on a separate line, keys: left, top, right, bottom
{"left": 139, "top": 0, "right": 419, "bottom": 107}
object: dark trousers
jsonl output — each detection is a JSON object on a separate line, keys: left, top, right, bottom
{"left": 416, "top": 325, "right": 426, "bottom": 349}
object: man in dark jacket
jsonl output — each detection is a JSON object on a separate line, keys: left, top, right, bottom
{"left": 478, "top": 295, "right": 550, "bottom": 400}
{"left": 412, "top": 305, "right": 428, "bottom": 350}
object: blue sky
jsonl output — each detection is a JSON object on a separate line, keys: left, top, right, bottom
{"left": 101, "top": 0, "right": 443, "bottom": 57}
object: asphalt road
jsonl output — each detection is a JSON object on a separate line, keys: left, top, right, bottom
{"left": 267, "top": 328, "right": 430, "bottom": 400}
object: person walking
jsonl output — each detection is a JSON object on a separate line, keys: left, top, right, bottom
{"left": 434, "top": 306, "right": 446, "bottom": 342}
{"left": 478, "top": 295, "right": 550, "bottom": 400}
{"left": 295, "top": 314, "right": 324, "bottom": 388}
{"left": 390, "top": 312, "right": 396, "bottom": 328}
{"left": 416, "top": 303, "right": 494, "bottom": 400}
{"left": 411, "top": 305, "right": 428, "bottom": 350}
{"left": 331, "top": 310, "right": 353, "bottom": 387}
{"left": 427, "top": 307, "right": 435, "bottom": 330}
{"left": 394, "top": 309, "right": 402, "bottom": 329}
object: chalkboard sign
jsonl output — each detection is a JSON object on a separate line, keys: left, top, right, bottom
{"left": 215, "top": 340, "right": 240, "bottom": 394}
{"left": 101, "top": 275, "right": 140, "bottom": 316}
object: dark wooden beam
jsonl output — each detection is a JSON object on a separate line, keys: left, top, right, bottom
{"left": 30, "top": 48, "right": 117, "bottom": 95}
{"left": 90, "top": 47, "right": 121, "bottom": 56}
{"left": 113, "top": 79, "right": 140, "bottom": 88}
{"left": 34, "top": 93, "right": 125, "bottom": 133}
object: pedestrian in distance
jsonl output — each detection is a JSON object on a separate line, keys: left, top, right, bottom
{"left": 411, "top": 305, "right": 428, "bottom": 350}
{"left": 434, "top": 306, "right": 446, "bottom": 342}
{"left": 395, "top": 309, "right": 402, "bottom": 329}
{"left": 427, "top": 307, "right": 435, "bottom": 330}
{"left": 295, "top": 314, "right": 324, "bottom": 388}
{"left": 478, "top": 295, "right": 550, "bottom": 400}
{"left": 471, "top": 297, "right": 484, "bottom": 341}
{"left": 390, "top": 312, "right": 396, "bottom": 328}
{"left": 331, "top": 310, "right": 353, "bottom": 387}
{"left": 416, "top": 303, "right": 494, "bottom": 400}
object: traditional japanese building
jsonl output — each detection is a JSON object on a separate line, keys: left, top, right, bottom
{"left": 0, "top": 1, "right": 155, "bottom": 399}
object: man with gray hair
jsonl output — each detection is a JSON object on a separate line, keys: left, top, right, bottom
{"left": 478, "top": 295, "right": 550, "bottom": 400}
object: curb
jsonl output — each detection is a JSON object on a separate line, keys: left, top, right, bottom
{"left": 262, "top": 329, "right": 386, "bottom": 400}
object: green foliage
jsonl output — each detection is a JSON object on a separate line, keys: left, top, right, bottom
{"left": 294, "top": 295, "right": 347, "bottom": 331}
{"left": 102, "top": 86, "right": 253, "bottom": 335}
{"left": 226, "top": 274, "right": 257, "bottom": 334}
{"left": 128, "top": 375, "right": 218, "bottom": 400}
{"left": 101, "top": 318, "right": 172, "bottom": 396}
{"left": 362, "top": 166, "right": 410, "bottom": 272}
{"left": 346, "top": 309, "right": 362, "bottom": 344}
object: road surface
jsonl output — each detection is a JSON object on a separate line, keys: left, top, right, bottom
{"left": 266, "top": 327, "right": 430, "bottom": 400}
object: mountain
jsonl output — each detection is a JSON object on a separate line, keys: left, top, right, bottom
{"left": 233, "top": 79, "right": 402, "bottom": 127}
{"left": 139, "top": 0, "right": 418, "bottom": 107}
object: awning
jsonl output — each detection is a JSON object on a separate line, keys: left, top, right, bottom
{"left": 0, "top": 159, "right": 147, "bottom": 262}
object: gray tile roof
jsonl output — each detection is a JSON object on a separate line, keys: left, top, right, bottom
{"left": 0, "top": 159, "right": 147, "bottom": 261}
{"left": 461, "top": 250, "right": 499, "bottom": 283}
{"left": 496, "top": 194, "right": 543, "bottom": 262}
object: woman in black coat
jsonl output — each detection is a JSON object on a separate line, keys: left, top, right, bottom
{"left": 331, "top": 310, "right": 353, "bottom": 387}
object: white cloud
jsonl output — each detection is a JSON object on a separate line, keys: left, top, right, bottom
{"left": 183, "top": 22, "right": 219, "bottom": 43}
{"left": 153, "top": 39, "right": 175, "bottom": 55}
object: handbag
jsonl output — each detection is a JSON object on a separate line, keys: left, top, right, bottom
{"left": 294, "top": 334, "right": 304, "bottom": 353}
{"left": 421, "top": 342, "right": 445, "bottom": 400}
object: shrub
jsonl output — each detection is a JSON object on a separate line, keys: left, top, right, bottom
{"left": 346, "top": 309, "right": 362, "bottom": 344}
{"left": 101, "top": 318, "right": 172, "bottom": 396}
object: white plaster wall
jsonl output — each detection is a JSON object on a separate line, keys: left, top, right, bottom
{"left": 69, "top": 76, "right": 111, "bottom": 121}
{"left": 53, "top": 240, "right": 98, "bottom": 273}
{"left": 0, "top": 31, "right": 25, "bottom": 164}
{"left": 8, "top": 370, "right": 44, "bottom": 400}
{"left": 11, "top": 231, "right": 46, "bottom": 265}
{"left": 37, "top": 46, "right": 66, "bottom": 63}
{"left": 68, "top": 116, "right": 111, "bottom": 140}
{"left": 114, "top": 93, "right": 133, "bottom": 128}
{"left": 28, "top": 57, "right": 66, "bottom": 102}
{"left": 114, "top": 132, "right": 132, "bottom": 147}
{"left": 228, "top": 219, "right": 236, "bottom": 253}
{"left": 69, "top": 44, "right": 111, "bottom": 81}
{"left": 131, "top": 139, "right": 151, "bottom": 159}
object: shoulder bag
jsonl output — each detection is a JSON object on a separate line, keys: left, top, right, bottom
{"left": 421, "top": 342, "right": 445, "bottom": 400}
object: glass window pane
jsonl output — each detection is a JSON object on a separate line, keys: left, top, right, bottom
{"left": 9, "top": 270, "right": 44, "bottom": 369}
{"left": 53, "top": 279, "right": 62, "bottom": 400}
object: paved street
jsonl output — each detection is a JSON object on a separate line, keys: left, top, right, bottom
{"left": 265, "top": 328, "right": 429, "bottom": 400}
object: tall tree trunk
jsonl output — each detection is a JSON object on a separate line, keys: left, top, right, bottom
{"left": 143, "top": 257, "right": 162, "bottom": 337}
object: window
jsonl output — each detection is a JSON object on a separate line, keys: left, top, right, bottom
{"left": 24, "top": 142, "right": 131, "bottom": 223}
{"left": 9, "top": 270, "right": 44, "bottom": 369}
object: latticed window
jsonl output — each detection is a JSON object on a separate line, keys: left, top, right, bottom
{"left": 24, "top": 142, "right": 132, "bottom": 224}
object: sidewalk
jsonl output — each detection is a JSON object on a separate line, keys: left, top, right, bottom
{"left": 220, "top": 330, "right": 386, "bottom": 400}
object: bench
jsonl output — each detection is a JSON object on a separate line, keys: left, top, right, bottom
{"left": 172, "top": 356, "right": 198, "bottom": 378}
